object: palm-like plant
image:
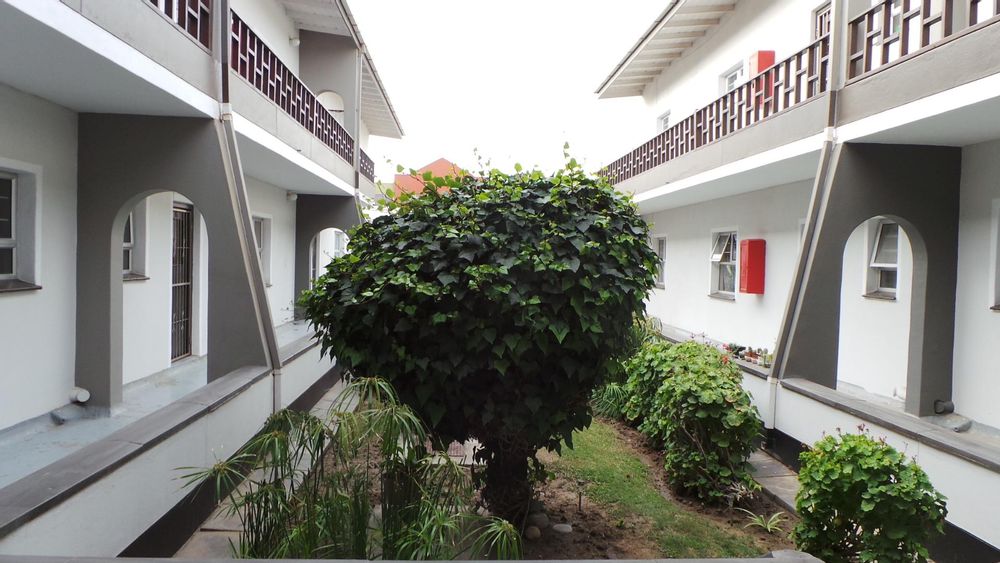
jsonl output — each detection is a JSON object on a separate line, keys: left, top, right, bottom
{"left": 181, "top": 377, "right": 521, "bottom": 559}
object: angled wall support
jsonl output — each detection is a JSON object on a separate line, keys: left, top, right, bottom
{"left": 75, "top": 114, "right": 271, "bottom": 411}
{"left": 778, "top": 143, "right": 961, "bottom": 416}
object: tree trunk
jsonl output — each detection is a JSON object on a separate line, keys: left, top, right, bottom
{"left": 480, "top": 441, "right": 534, "bottom": 524}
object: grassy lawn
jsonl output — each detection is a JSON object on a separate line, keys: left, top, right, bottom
{"left": 547, "top": 420, "right": 762, "bottom": 558}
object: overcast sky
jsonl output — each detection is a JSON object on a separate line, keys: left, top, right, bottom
{"left": 349, "top": 1, "right": 664, "bottom": 181}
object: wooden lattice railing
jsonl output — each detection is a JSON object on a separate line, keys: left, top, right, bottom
{"left": 847, "top": 0, "right": 954, "bottom": 79}
{"left": 230, "top": 11, "right": 355, "bottom": 164}
{"left": 602, "top": 35, "right": 830, "bottom": 186}
{"left": 148, "top": 0, "right": 212, "bottom": 48}
{"left": 359, "top": 149, "right": 375, "bottom": 181}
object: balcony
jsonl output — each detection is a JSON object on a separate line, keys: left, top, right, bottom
{"left": 602, "top": 35, "right": 830, "bottom": 187}
{"left": 847, "top": 0, "right": 1000, "bottom": 81}
{"left": 147, "top": 0, "right": 212, "bottom": 49}
{"left": 360, "top": 148, "right": 375, "bottom": 182}
{"left": 230, "top": 11, "right": 355, "bottom": 166}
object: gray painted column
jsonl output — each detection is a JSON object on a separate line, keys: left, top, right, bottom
{"left": 299, "top": 31, "right": 361, "bottom": 135}
{"left": 780, "top": 143, "right": 961, "bottom": 416}
{"left": 293, "top": 195, "right": 361, "bottom": 302}
{"left": 76, "top": 115, "right": 270, "bottom": 411}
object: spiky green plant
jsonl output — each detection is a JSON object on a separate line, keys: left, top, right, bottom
{"left": 180, "top": 377, "right": 520, "bottom": 559}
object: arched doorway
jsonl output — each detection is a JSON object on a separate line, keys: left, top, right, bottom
{"left": 837, "top": 217, "right": 914, "bottom": 404}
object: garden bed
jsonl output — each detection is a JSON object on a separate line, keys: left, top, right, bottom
{"left": 525, "top": 419, "right": 796, "bottom": 559}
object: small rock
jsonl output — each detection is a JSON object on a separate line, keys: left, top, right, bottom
{"left": 524, "top": 526, "right": 541, "bottom": 540}
{"left": 529, "top": 499, "right": 545, "bottom": 513}
{"left": 552, "top": 523, "right": 573, "bottom": 534}
{"left": 526, "top": 512, "right": 550, "bottom": 529}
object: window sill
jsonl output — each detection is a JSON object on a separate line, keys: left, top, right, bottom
{"left": 708, "top": 292, "right": 735, "bottom": 301}
{"left": 863, "top": 291, "right": 896, "bottom": 301}
{"left": 123, "top": 273, "right": 150, "bottom": 282}
{"left": 654, "top": 283, "right": 665, "bottom": 290}
{"left": 0, "top": 279, "right": 42, "bottom": 293}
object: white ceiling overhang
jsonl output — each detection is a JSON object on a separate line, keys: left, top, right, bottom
{"left": 278, "top": 0, "right": 404, "bottom": 138}
{"left": 596, "top": 0, "right": 737, "bottom": 99}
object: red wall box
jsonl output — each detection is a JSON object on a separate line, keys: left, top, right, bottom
{"left": 739, "top": 239, "right": 766, "bottom": 294}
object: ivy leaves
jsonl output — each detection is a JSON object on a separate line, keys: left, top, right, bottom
{"left": 793, "top": 430, "right": 947, "bottom": 562}
{"left": 299, "top": 161, "right": 657, "bottom": 463}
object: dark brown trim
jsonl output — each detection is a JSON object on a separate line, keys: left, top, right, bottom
{"left": 845, "top": 12, "right": 1000, "bottom": 85}
{"left": 862, "top": 290, "right": 896, "bottom": 301}
{"left": 0, "top": 279, "right": 41, "bottom": 293}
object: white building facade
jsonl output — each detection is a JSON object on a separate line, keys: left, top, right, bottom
{"left": 0, "top": 0, "right": 399, "bottom": 556}
{"left": 598, "top": 1, "right": 1000, "bottom": 560}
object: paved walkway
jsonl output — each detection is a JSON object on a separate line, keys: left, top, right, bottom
{"left": 0, "top": 321, "right": 311, "bottom": 492}
{"left": 749, "top": 450, "right": 799, "bottom": 513}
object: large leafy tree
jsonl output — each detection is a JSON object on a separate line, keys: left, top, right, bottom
{"left": 301, "top": 160, "right": 657, "bottom": 520}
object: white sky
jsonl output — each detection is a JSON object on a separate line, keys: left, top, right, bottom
{"left": 349, "top": 1, "right": 665, "bottom": 181}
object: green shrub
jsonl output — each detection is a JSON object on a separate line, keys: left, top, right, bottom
{"left": 591, "top": 316, "right": 662, "bottom": 421}
{"left": 625, "top": 341, "right": 759, "bottom": 503}
{"left": 793, "top": 430, "right": 947, "bottom": 563}
{"left": 622, "top": 338, "right": 675, "bottom": 426}
{"left": 300, "top": 159, "right": 658, "bottom": 520}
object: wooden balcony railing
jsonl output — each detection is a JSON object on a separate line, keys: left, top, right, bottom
{"left": 230, "top": 12, "right": 355, "bottom": 165}
{"left": 602, "top": 35, "right": 830, "bottom": 186}
{"left": 148, "top": 0, "right": 212, "bottom": 49}
{"left": 848, "top": 0, "right": 954, "bottom": 79}
{"left": 359, "top": 149, "right": 375, "bottom": 182}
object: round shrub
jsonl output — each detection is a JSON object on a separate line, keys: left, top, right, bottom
{"left": 637, "top": 342, "right": 760, "bottom": 503}
{"left": 300, "top": 161, "right": 657, "bottom": 520}
{"left": 793, "top": 430, "right": 947, "bottom": 563}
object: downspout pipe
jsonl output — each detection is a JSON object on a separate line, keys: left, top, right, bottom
{"left": 768, "top": 0, "right": 849, "bottom": 430}
{"left": 217, "top": 0, "right": 284, "bottom": 412}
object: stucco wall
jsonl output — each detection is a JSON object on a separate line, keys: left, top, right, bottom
{"left": 122, "top": 194, "right": 173, "bottom": 384}
{"left": 773, "top": 386, "right": 1000, "bottom": 549}
{"left": 230, "top": 0, "right": 299, "bottom": 74}
{"left": 643, "top": 180, "right": 812, "bottom": 349}
{"left": 836, "top": 222, "right": 913, "bottom": 401}
{"left": 0, "top": 84, "right": 77, "bottom": 430}
{"left": 641, "top": 0, "right": 821, "bottom": 139}
{"left": 952, "top": 140, "right": 1000, "bottom": 428}
{"left": 246, "top": 176, "right": 297, "bottom": 325}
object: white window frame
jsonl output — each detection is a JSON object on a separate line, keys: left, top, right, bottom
{"left": 252, "top": 215, "right": 272, "bottom": 286}
{"left": 868, "top": 220, "right": 899, "bottom": 296}
{"left": 122, "top": 212, "right": 135, "bottom": 275}
{"left": 990, "top": 199, "right": 1000, "bottom": 310}
{"left": 813, "top": 2, "right": 832, "bottom": 40}
{"left": 0, "top": 174, "right": 16, "bottom": 280}
{"left": 657, "top": 110, "right": 671, "bottom": 133}
{"left": 333, "top": 229, "right": 349, "bottom": 259}
{"left": 720, "top": 62, "right": 745, "bottom": 94}
{"left": 652, "top": 234, "right": 667, "bottom": 289}
{"left": 710, "top": 230, "right": 738, "bottom": 298}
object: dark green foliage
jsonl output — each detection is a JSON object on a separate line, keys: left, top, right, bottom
{"left": 300, "top": 161, "right": 657, "bottom": 518}
{"left": 793, "top": 430, "right": 947, "bottom": 563}
{"left": 591, "top": 382, "right": 629, "bottom": 419}
{"left": 621, "top": 338, "right": 676, "bottom": 427}
{"left": 180, "top": 378, "right": 521, "bottom": 560}
{"left": 625, "top": 341, "right": 760, "bottom": 503}
{"left": 591, "top": 316, "right": 662, "bottom": 420}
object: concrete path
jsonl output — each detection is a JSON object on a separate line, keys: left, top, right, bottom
{"left": 174, "top": 377, "right": 348, "bottom": 559}
{"left": 749, "top": 450, "right": 800, "bottom": 513}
